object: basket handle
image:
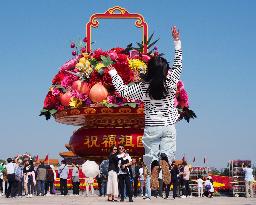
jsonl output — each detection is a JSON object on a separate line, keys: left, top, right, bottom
{"left": 86, "top": 6, "right": 148, "bottom": 54}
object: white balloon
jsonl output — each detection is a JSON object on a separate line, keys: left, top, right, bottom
{"left": 82, "top": 160, "right": 100, "bottom": 178}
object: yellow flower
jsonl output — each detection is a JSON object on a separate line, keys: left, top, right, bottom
{"left": 75, "top": 62, "right": 85, "bottom": 71}
{"left": 95, "top": 63, "right": 105, "bottom": 71}
{"left": 79, "top": 57, "right": 87, "bottom": 65}
{"left": 82, "top": 53, "right": 90, "bottom": 58}
{"left": 69, "top": 97, "right": 82, "bottom": 108}
{"left": 128, "top": 59, "right": 147, "bottom": 73}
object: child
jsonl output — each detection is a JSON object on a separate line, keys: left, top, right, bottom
{"left": 108, "top": 26, "right": 182, "bottom": 171}
{"left": 204, "top": 176, "right": 213, "bottom": 198}
{"left": 197, "top": 175, "right": 204, "bottom": 197}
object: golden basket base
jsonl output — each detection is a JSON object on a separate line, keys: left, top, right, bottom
{"left": 54, "top": 106, "right": 145, "bottom": 128}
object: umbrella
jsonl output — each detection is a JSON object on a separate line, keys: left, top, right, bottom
{"left": 82, "top": 160, "right": 100, "bottom": 178}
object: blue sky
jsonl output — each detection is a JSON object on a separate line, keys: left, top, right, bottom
{"left": 0, "top": 0, "right": 255, "bottom": 168}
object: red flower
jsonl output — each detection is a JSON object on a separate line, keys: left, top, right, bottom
{"left": 43, "top": 91, "right": 59, "bottom": 109}
{"left": 110, "top": 47, "right": 124, "bottom": 54}
{"left": 92, "top": 49, "right": 108, "bottom": 60}
{"left": 52, "top": 71, "right": 65, "bottom": 84}
{"left": 89, "top": 70, "right": 103, "bottom": 86}
{"left": 113, "top": 62, "right": 134, "bottom": 84}
{"left": 116, "top": 54, "right": 128, "bottom": 63}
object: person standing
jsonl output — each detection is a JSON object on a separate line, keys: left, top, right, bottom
{"left": 36, "top": 161, "right": 46, "bottom": 196}
{"left": 107, "top": 145, "right": 119, "bottom": 201}
{"left": 143, "top": 162, "right": 151, "bottom": 200}
{"left": 15, "top": 160, "right": 24, "bottom": 197}
{"left": 181, "top": 161, "right": 191, "bottom": 198}
{"left": 160, "top": 154, "right": 171, "bottom": 199}
{"left": 99, "top": 159, "right": 109, "bottom": 197}
{"left": 23, "top": 160, "right": 36, "bottom": 198}
{"left": 197, "top": 175, "right": 204, "bottom": 197}
{"left": 117, "top": 144, "right": 133, "bottom": 202}
{"left": 72, "top": 163, "right": 80, "bottom": 195}
{"left": 45, "top": 165, "right": 55, "bottom": 195}
{"left": 0, "top": 162, "right": 5, "bottom": 196}
{"left": 58, "top": 160, "right": 69, "bottom": 196}
{"left": 138, "top": 163, "right": 145, "bottom": 197}
{"left": 170, "top": 161, "right": 179, "bottom": 199}
{"left": 242, "top": 163, "right": 254, "bottom": 198}
{"left": 5, "top": 158, "right": 17, "bottom": 198}
{"left": 108, "top": 26, "right": 182, "bottom": 171}
{"left": 130, "top": 158, "right": 140, "bottom": 197}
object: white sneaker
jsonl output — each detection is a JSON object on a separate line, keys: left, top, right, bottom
{"left": 26, "top": 195, "right": 30, "bottom": 198}
{"left": 144, "top": 197, "right": 151, "bottom": 200}
{"left": 188, "top": 195, "right": 192, "bottom": 198}
{"left": 180, "top": 195, "right": 186, "bottom": 198}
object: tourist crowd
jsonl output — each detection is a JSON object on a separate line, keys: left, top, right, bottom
{"left": 0, "top": 146, "right": 254, "bottom": 200}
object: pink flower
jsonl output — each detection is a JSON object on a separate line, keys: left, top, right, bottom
{"left": 71, "top": 90, "right": 88, "bottom": 101}
{"left": 179, "top": 89, "right": 188, "bottom": 102}
{"left": 61, "top": 75, "right": 78, "bottom": 88}
{"left": 60, "top": 56, "right": 79, "bottom": 71}
{"left": 107, "top": 96, "right": 116, "bottom": 104}
{"left": 130, "top": 50, "right": 139, "bottom": 58}
{"left": 141, "top": 54, "right": 150, "bottom": 63}
{"left": 107, "top": 50, "right": 118, "bottom": 61}
{"left": 177, "top": 81, "right": 184, "bottom": 90}
{"left": 52, "top": 88, "right": 60, "bottom": 96}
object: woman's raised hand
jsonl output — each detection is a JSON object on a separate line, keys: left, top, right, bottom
{"left": 171, "top": 26, "right": 180, "bottom": 41}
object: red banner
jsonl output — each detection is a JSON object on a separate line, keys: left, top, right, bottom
{"left": 69, "top": 127, "right": 145, "bottom": 158}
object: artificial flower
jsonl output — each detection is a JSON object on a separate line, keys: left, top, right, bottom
{"left": 43, "top": 91, "right": 59, "bottom": 109}
{"left": 95, "top": 63, "right": 105, "bottom": 71}
{"left": 60, "top": 56, "right": 79, "bottom": 71}
{"left": 128, "top": 59, "right": 147, "bottom": 74}
{"left": 52, "top": 88, "right": 60, "bottom": 96}
{"left": 69, "top": 97, "right": 83, "bottom": 108}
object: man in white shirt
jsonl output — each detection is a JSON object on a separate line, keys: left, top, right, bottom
{"left": 5, "top": 158, "right": 17, "bottom": 198}
{"left": 117, "top": 145, "right": 133, "bottom": 202}
{"left": 58, "top": 160, "right": 69, "bottom": 196}
{"left": 242, "top": 163, "right": 254, "bottom": 198}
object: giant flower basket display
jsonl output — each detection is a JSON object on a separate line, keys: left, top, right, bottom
{"left": 40, "top": 6, "right": 196, "bottom": 159}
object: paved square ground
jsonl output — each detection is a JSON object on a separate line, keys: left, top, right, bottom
{"left": 0, "top": 195, "right": 256, "bottom": 205}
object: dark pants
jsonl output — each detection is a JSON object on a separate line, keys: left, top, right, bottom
{"left": 0, "top": 178, "right": 3, "bottom": 192}
{"left": 172, "top": 180, "right": 178, "bottom": 199}
{"left": 183, "top": 180, "right": 191, "bottom": 197}
{"left": 27, "top": 176, "right": 34, "bottom": 195}
{"left": 100, "top": 180, "right": 107, "bottom": 196}
{"left": 60, "top": 178, "right": 68, "bottom": 195}
{"left": 133, "top": 177, "right": 138, "bottom": 197}
{"left": 158, "top": 179, "right": 163, "bottom": 197}
{"left": 37, "top": 180, "right": 45, "bottom": 195}
{"left": 118, "top": 174, "right": 132, "bottom": 201}
{"left": 163, "top": 183, "right": 170, "bottom": 198}
{"left": 72, "top": 182, "right": 80, "bottom": 195}
{"left": 45, "top": 181, "right": 54, "bottom": 194}
{"left": 6, "top": 174, "right": 17, "bottom": 198}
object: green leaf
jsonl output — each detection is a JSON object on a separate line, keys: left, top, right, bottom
{"left": 90, "top": 58, "right": 98, "bottom": 67}
{"left": 147, "top": 32, "right": 155, "bottom": 44}
{"left": 101, "top": 56, "right": 113, "bottom": 67}
{"left": 147, "top": 38, "right": 160, "bottom": 49}
{"left": 41, "top": 109, "right": 48, "bottom": 113}
{"left": 137, "top": 42, "right": 143, "bottom": 48}
{"left": 126, "top": 102, "right": 137, "bottom": 108}
{"left": 49, "top": 109, "right": 58, "bottom": 115}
